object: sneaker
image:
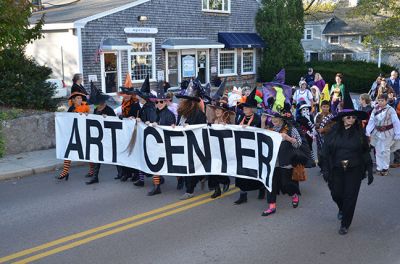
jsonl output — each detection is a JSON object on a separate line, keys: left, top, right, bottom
{"left": 338, "top": 226, "right": 348, "bottom": 235}
{"left": 381, "top": 169, "right": 388, "bottom": 176}
{"left": 261, "top": 208, "right": 276, "bottom": 216}
{"left": 292, "top": 194, "right": 299, "bottom": 208}
{"left": 180, "top": 193, "right": 194, "bottom": 200}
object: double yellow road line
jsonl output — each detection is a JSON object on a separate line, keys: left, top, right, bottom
{"left": 0, "top": 187, "right": 238, "bottom": 264}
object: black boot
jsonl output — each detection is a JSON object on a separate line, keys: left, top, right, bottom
{"left": 115, "top": 166, "right": 123, "bottom": 179}
{"left": 148, "top": 185, "right": 161, "bottom": 196}
{"left": 211, "top": 186, "right": 221, "bottom": 199}
{"left": 86, "top": 164, "right": 100, "bottom": 185}
{"left": 234, "top": 192, "right": 248, "bottom": 205}
{"left": 86, "top": 177, "right": 99, "bottom": 185}
{"left": 134, "top": 179, "right": 144, "bottom": 187}
{"left": 258, "top": 188, "right": 266, "bottom": 200}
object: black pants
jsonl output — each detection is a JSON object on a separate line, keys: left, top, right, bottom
{"left": 267, "top": 168, "right": 300, "bottom": 204}
{"left": 330, "top": 166, "right": 363, "bottom": 229}
{"left": 208, "top": 176, "right": 230, "bottom": 189}
{"left": 185, "top": 176, "right": 201, "bottom": 194}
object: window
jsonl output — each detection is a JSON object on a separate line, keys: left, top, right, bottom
{"left": 331, "top": 53, "right": 353, "bottom": 61}
{"left": 202, "top": 0, "right": 230, "bottom": 13}
{"left": 241, "top": 48, "right": 256, "bottom": 74}
{"left": 359, "top": 35, "right": 366, "bottom": 44}
{"left": 218, "top": 48, "right": 237, "bottom": 76}
{"left": 304, "top": 28, "right": 313, "bottom": 40}
{"left": 128, "top": 38, "right": 155, "bottom": 82}
{"left": 329, "top": 36, "right": 339, "bottom": 44}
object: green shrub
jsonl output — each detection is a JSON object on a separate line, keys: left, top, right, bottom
{"left": 280, "top": 61, "right": 393, "bottom": 93}
{"left": 0, "top": 48, "right": 57, "bottom": 111}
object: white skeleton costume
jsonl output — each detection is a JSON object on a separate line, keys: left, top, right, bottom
{"left": 366, "top": 105, "right": 400, "bottom": 171}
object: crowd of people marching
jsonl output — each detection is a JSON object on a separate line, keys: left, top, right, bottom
{"left": 58, "top": 68, "right": 400, "bottom": 235}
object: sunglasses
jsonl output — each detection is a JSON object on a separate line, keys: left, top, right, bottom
{"left": 155, "top": 100, "right": 165, "bottom": 104}
{"left": 344, "top": 116, "right": 357, "bottom": 120}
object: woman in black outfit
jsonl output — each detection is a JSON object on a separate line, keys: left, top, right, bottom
{"left": 321, "top": 97, "right": 373, "bottom": 235}
{"left": 71, "top": 73, "right": 88, "bottom": 95}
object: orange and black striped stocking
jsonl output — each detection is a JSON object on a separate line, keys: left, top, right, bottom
{"left": 59, "top": 160, "right": 72, "bottom": 177}
{"left": 88, "top": 162, "right": 95, "bottom": 176}
{"left": 153, "top": 175, "right": 160, "bottom": 185}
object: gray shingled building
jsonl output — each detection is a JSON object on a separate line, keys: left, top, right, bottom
{"left": 28, "top": 0, "right": 265, "bottom": 94}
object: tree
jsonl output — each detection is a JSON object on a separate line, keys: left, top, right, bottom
{"left": 256, "top": 0, "right": 305, "bottom": 81}
{"left": 350, "top": 0, "right": 400, "bottom": 49}
{"left": 303, "top": 0, "right": 337, "bottom": 14}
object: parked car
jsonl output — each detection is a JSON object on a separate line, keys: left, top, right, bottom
{"left": 47, "top": 79, "right": 67, "bottom": 98}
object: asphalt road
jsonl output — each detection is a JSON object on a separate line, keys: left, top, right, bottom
{"left": 0, "top": 165, "right": 399, "bottom": 264}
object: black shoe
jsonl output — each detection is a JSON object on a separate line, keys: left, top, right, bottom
{"left": 131, "top": 175, "right": 139, "bottom": 182}
{"left": 134, "top": 180, "right": 144, "bottom": 187}
{"left": 147, "top": 185, "right": 161, "bottom": 196}
{"left": 234, "top": 193, "right": 248, "bottom": 205}
{"left": 258, "top": 188, "right": 266, "bottom": 200}
{"left": 56, "top": 173, "right": 69, "bottom": 181}
{"left": 120, "top": 174, "right": 131, "bottom": 182}
{"left": 211, "top": 186, "right": 221, "bottom": 199}
{"left": 338, "top": 226, "right": 348, "bottom": 235}
{"left": 86, "top": 177, "right": 99, "bottom": 185}
{"left": 337, "top": 211, "right": 343, "bottom": 221}
{"left": 85, "top": 173, "right": 93, "bottom": 178}
{"left": 222, "top": 183, "right": 230, "bottom": 192}
{"left": 177, "top": 178, "right": 184, "bottom": 190}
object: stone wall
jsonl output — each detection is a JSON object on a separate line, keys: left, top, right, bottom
{"left": 1, "top": 113, "right": 55, "bottom": 155}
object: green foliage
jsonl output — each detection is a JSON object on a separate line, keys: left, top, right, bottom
{"left": 350, "top": 0, "right": 400, "bottom": 49}
{"left": 303, "top": 0, "right": 337, "bottom": 14}
{"left": 0, "top": 49, "right": 57, "bottom": 110}
{"left": 0, "top": 0, "right": 44, "bottom": 50}
{"left": 280, "top": 61, "right": 393, "bottom": 93}
{"left": 256, "top": 0, "right": 305, "bottom": 81}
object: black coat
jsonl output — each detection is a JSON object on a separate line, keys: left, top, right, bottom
{"left": 177, "top": 109, "right": 207, "bottom": 125}
{"left": 71, "top": 83, "right": 88, "bottom": 95}
{"left": 94, "top": 105, "right": 116, "bottom": 116}
{"left": 235, "top": 113, "right": 261, "bottom": 127}
{"left": 157, "top": 106, "right": 176, "bottom": 126}
{"left": 127, "top": 102, "right": 141, "bottom": 118}
{"left": 139, "top": 102, "right": 157, "bottom": 123}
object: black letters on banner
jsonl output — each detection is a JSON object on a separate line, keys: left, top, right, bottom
{"left": 64, "top": 118, "right": 84, "bottom": 159}
{"left": 209, "top": 129, "right": 233, "bottom": 173}
{"left": 186, "top": 129, "right": 211, "bottom": 173}
{"left": 234, "top": 131, "right": 257, "bottom": 178}
{"left": 85, "top": 119, "right": 104, "bottom": 161}
{"left": 104, "top": 121, "right": 123, "bottom": 163}
{"left": 257, "top": 133, "right": 273, "bottom": 187}
{"left": 164, "top": 130, "right": 187, "bottom": 174}
{"left": 143, "top": 127, "right": 165, "bottom": 172}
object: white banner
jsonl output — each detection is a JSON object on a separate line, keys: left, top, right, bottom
{"left": 56, "top": 113, "right": 282, "bottom": 191}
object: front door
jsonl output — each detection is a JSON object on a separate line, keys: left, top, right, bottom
{"left": 197, "top": 50, "right": 207, "bottom": 84}
{"left": 181, "top": 53, "right": 196, "bottom": 83}
{"left": 167, "top": 51, "right": 179, "bottom": 87}
{"left": 179, "top": 50, "right": 209, "bottom": 84}
{"left": 104, "top": 52, "right": 119, "bottom": 93}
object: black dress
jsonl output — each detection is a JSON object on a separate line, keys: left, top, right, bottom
{"left": 321, "top": 124, "right": 372, "bottom": 229}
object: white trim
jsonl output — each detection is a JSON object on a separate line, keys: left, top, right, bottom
{"left": 100, "top": 53, "right": 106, "bottom": 93}
{"left": 73, "top": 0, "right": 150, "bottom": 28}
{"left": 127, "top": 37, "right": 156, "bottom": 83}
{"left": 118, "top": 51, "right": 122, "bottom": 88}
{"left": 102, "top": 45, "right": 132, "bottom": 51}
{"left": 77, "top": 27, "right": 83, "bottom": 80}
{"left": 100, "top": 51, "right": 121, "bottom": 94}
{"left": 241, "top": 48, "right": 256, "bottom": 75}
{"left": 41, "top": 23, "right": 76, "bottom": 30}
{"left": 303, "top": 28, "right": 313, "bottom": 41}
{"left": 218, "top": 48, "right": 237, "bottom": 77}
{"left": 161, "top": 44, "right": 225, "bottom": 50}
{"left": 202, "top": 0, "right": 231, "bottom": 13}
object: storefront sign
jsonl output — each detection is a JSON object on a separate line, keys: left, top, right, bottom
{"left": 124, "top": 27, "right": 158, "bottom": 34}
{"left": 88, "top": 75, "right": 98, "bottom": 82}
{"left": 211, "top": 66, "right": 217, "bottom": 74}
{"left": 157, "top": 70, "right": 165, "bottom": 81}
{"left": 182, "top": 55, "right": 196, "bottom": 78}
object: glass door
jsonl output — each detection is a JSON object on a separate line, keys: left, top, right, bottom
{"left": 167, "top": 51, "right": 178, "bottom": 87}
{"left": 181, "top": 53, "right": 196, "bottom": 83}
{"left": 104, "top": 52, "right": 118, "bottom": 93}
{"left": 197, "top": 50, "right": 207, "bottom": 84}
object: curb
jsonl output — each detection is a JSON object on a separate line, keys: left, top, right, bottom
{"left": 0, "top": 162, "right": 85, "bottom": 181}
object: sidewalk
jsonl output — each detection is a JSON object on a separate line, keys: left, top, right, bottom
{"left": 0, "top": 149, "right": 83, "bottom": 181}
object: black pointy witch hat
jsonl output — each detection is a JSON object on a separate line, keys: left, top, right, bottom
{"left": 133, "top": 74, "right": 154, "bottom": 98}
{"left": 332, "top": 89, "right": 368, "bottom": 121}
{"left": 212, "top": 77, "right": 227, "bottom": 101}
{"left": 175, "top": 79, "right": 201, "bottom": 102}
{"left": 150, "top": 81, "right": 169, "bottom": 101}
{"left": 88, "top": 81, "right": 110, "bottom": 104}
{"left": 239, "top": 87, "right": 258, "bottom": 108}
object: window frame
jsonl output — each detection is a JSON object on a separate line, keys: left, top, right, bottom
{"left": 304, "top": 28, "right": 313, "bottom": 40}
{"left": 127, "top": 37, "right": 156, "bottom": 84}
{"left": 241, "top": 48, "right": 256, "bottom": 75}
{"left": 202, "top": 0, "right": 231, "bottom": 14}
{"left": 329, "top": 36, "right": 340, "bottom": 44}
{"left": 218, "top": 48, "right": 237, "bottom": 77}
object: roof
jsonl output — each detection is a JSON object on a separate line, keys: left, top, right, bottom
{"left": 322, "top": 16, "right": 361, "bottom": 35}
{"left": 29, "top": 0, "right": 149, "bottom": 27}
{"left": 161, "top": 39, "right": 225, "bottom": 50}
{"left": 218, "top": 32, "right": 266, "bottom": 48}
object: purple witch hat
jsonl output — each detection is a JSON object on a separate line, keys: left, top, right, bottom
{"left": 262, "top": 69, "right": 293, "bottom": 105}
